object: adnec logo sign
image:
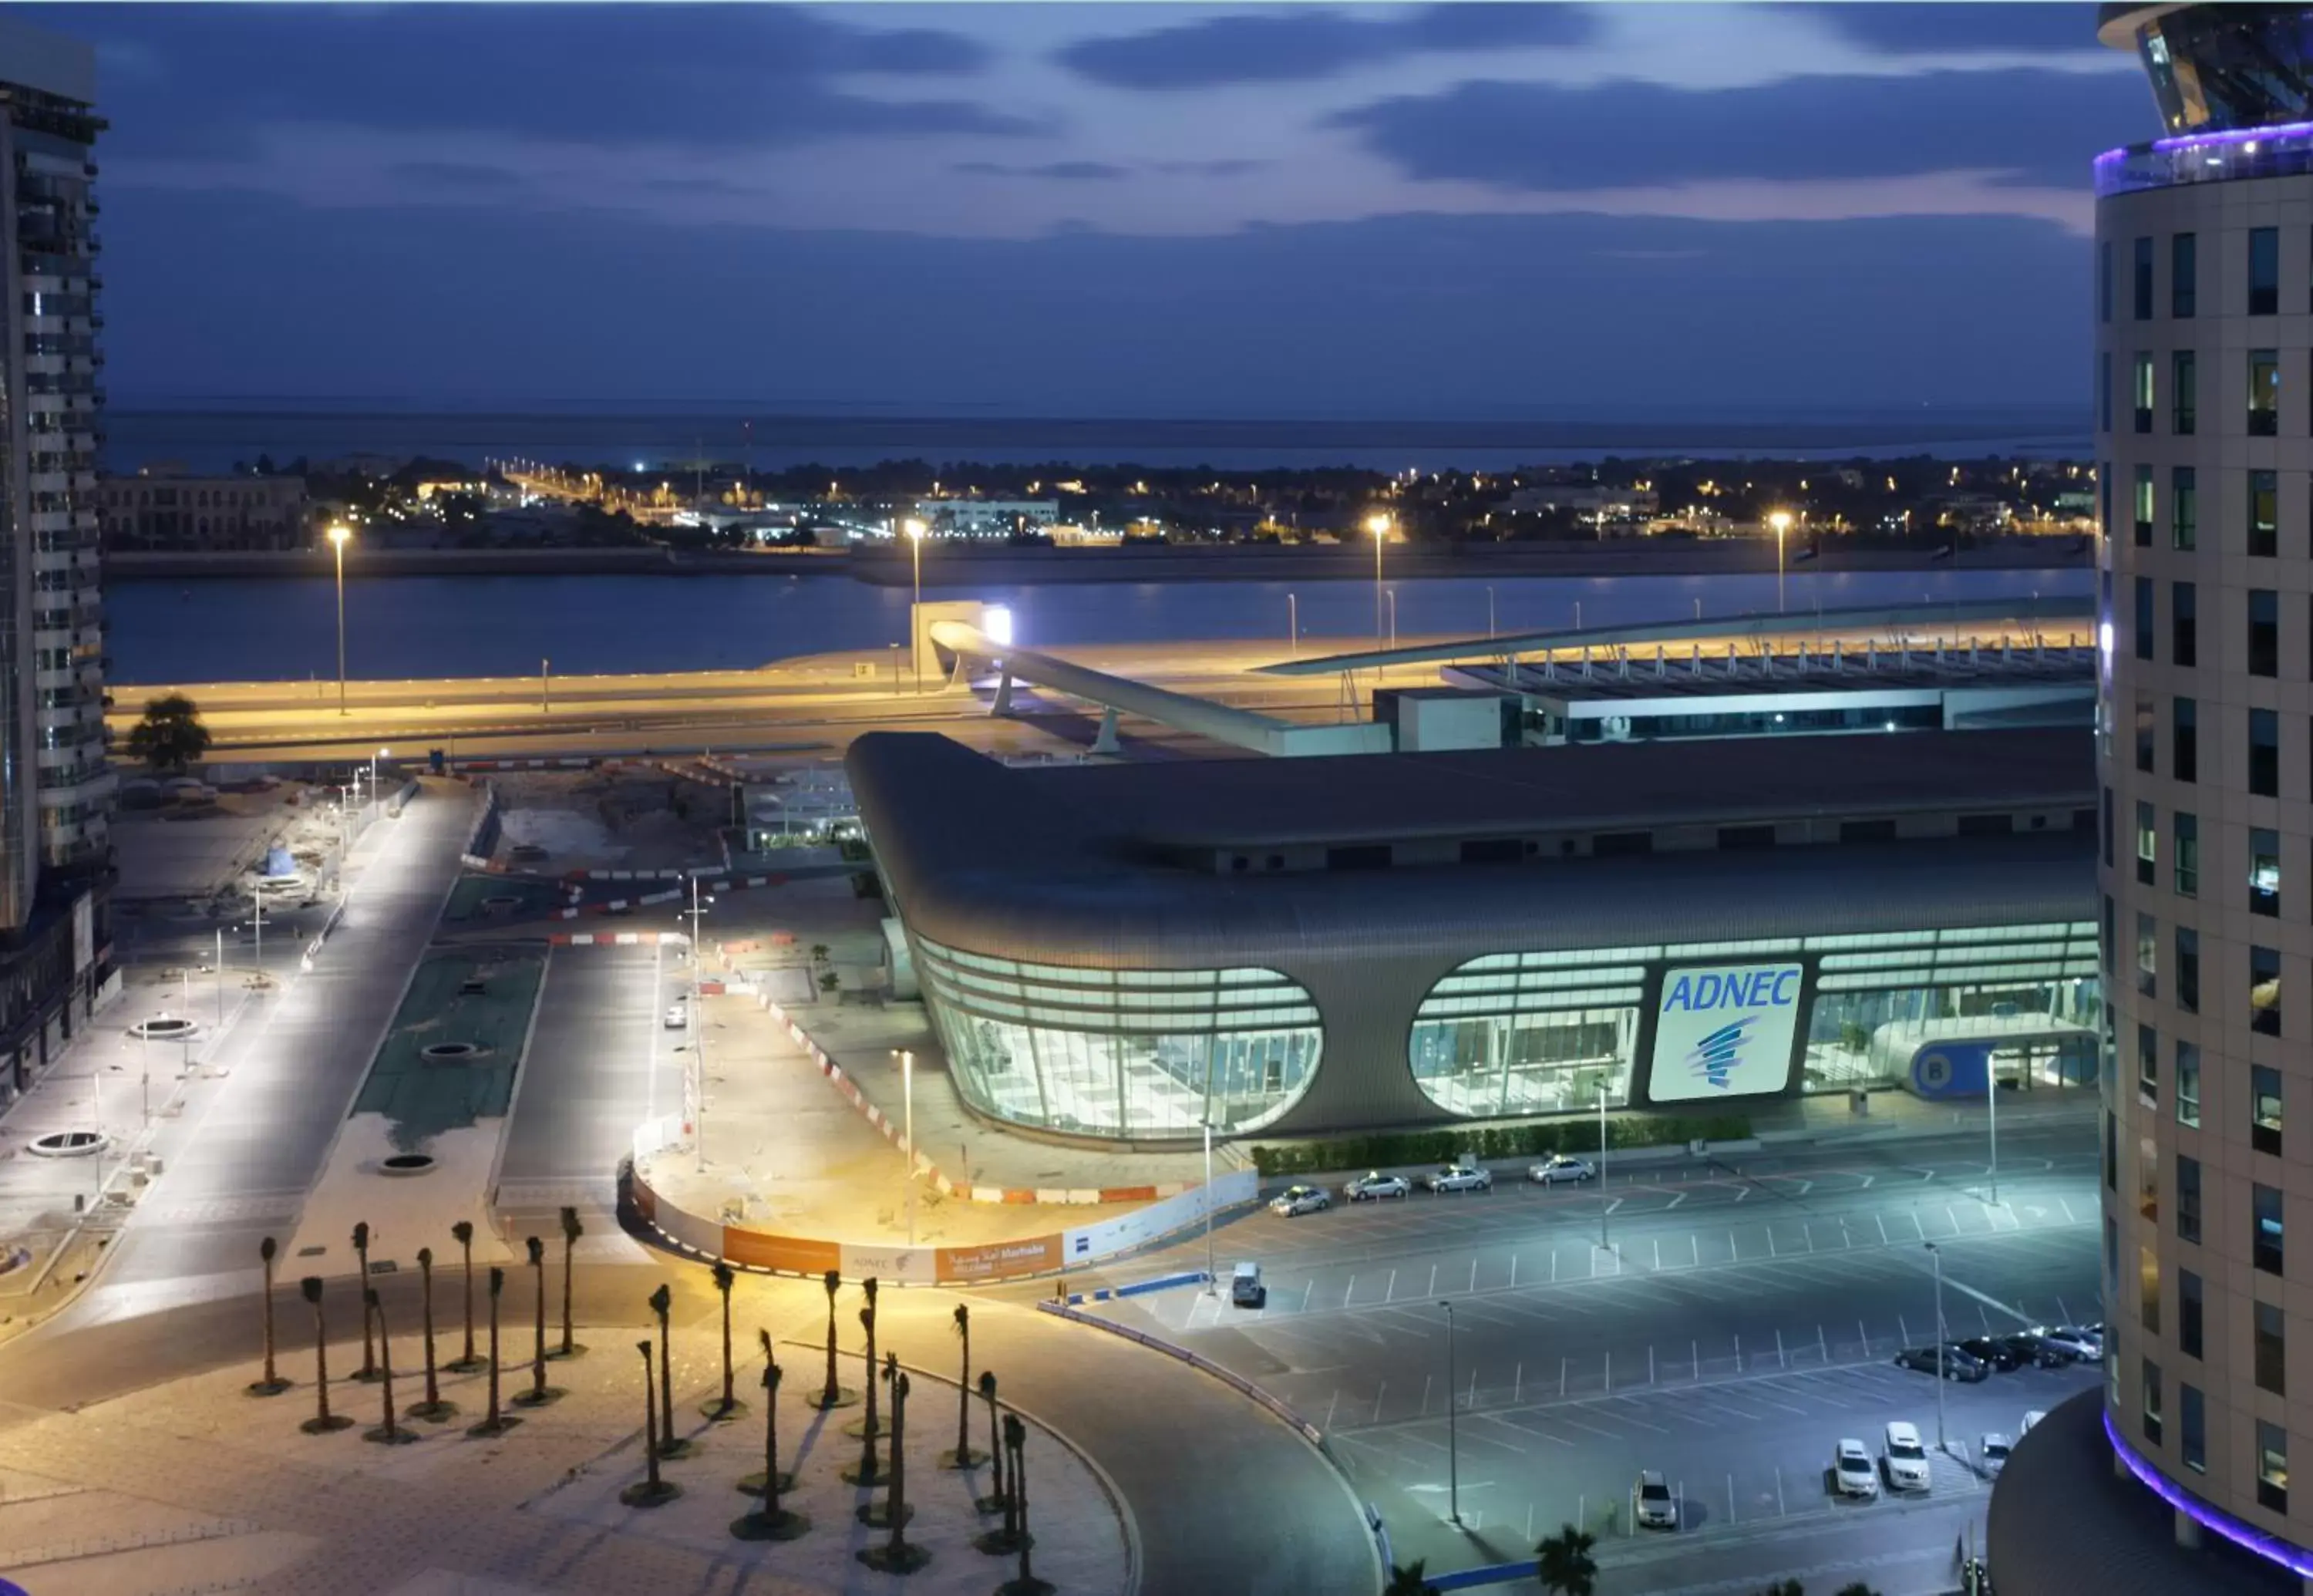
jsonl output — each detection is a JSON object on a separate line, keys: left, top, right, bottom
{"left": 1647, "top": 964, "right": 1803, "bottom": 1103}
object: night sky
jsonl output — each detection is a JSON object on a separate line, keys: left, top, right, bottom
{"left": 49, "top": 2, "right": 2150, "bottom": 417}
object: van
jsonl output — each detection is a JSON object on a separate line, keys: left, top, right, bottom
{"left": 1230, "top": 1261, "right": 1266, "bottom": 1308}
{"left": 1882, "top": 1420, "right": 1931, "bottom": 1490}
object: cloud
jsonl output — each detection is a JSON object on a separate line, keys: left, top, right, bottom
{"left": 51, "top": 4, "right": 1022, "bottom": 155}
{"left": 1153, "top": 159, "right": 1270, "bottom": 178}
{"left": 955, "top": 160, "right": 1133, "bottom": 181}
{"left": 1791, "top": 3, "right": 2103, "bottom": 56}
{"left": 1329, "top": 68, "right": 2150, "bottom": 190}
{"left": 1055, "top": 5, "right": 1597, "bottom": 91}
{"left": 386, "top": 161, "right": 527, "bottom": 190}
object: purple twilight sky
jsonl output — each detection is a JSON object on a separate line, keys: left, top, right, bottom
{"left": 42, "top": 2, "right": 2150, "bottom": 417}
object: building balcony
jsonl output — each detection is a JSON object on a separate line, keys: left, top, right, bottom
{"left": 2099, "top": 122, "right": 2313, "bottom": 197}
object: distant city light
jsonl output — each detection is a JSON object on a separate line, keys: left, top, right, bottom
{"left": 2099, "top": 620, "right": 2114, "bottom": 668}
{"left": 982, "top": 606, "right": 1015, "bottom": 648}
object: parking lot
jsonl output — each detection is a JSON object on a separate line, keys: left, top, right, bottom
{"left": 1070, "top": 1118, "right": 2102, "bottom": 1591}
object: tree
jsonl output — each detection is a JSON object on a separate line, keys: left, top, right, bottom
{"left": 811, "top": 1269, "right": 854, "bottom": 1409}
{"left": 362, "top": 1288, "right": 414, "bottom": 1446}
{"left": 554, "top": 1206, "right": 584, "bottom": 1359}
{"left": 1535, "top": 1524, "right": 1598, "bottom": 1596}
{"left": 410, "top": 1245, "right": 454, "bottom": 1422}
{"left": 1754, "top": 1584, "right": 1803, "bottom": 1596}
{"left": 513, "top": 1235, "right": 561, "bottom": 1408}
{"left": 844, "top": 1283, "right": 884, "bottom": 1486}
{"left": 704, "top": 1261, "right": 743, "bottom": 1420}
{"left": 648, "top": 1281, "right": 687, "bottom": 1458}
{"left": 298, "top": 1276, "right": 352, "bottom": 1434}
{"left": 944, "top": 1303, "right": 985, "bottom": 1467}
{"left": 1833, "top": 1585, "right": 1882, "bottom": 1596}
{"left": 818, "top": 969, "right": 841, "bottom": 995}
{"left": 859, "top": 1355, "right": 928, "bottom": 1572}
{"left": 621, "top": 1339, "right": 680, "bottom": 1508}
{"left": 247, "top": 1236, "right": 290, "bottom": 1396}
{"left": 732, "top": 1328, "right": 808, "bottom": 1540}
{"left": 810, "top": 944, "right": 831, "bottom": 968}
{"left": 351, "top": 1222, "right": 377, "bottom": 1380}
{"left": 1385, "top": 1562, "right": 1436, "bottom": 1596}
{"left": 978, "top": 1370, "right": 1008, "bottom": 1514}
{"left": 126, "top": 694, "right": 211, "bottom": 774}
{"left": 467, "top": 1266, "right": 518, "bottom": 1437}
{"left": 999, "top": 1412, "right": 1050, "bottom": 1595}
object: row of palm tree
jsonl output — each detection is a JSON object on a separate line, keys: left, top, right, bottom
{"left": 1385, "top": 1529, "right": 1882, "bottom": 1595}
{"left": 255, "top": 1210, "right": 590, "bottom": 1439}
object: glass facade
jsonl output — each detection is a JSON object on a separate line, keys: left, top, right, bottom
{"left": 1411, "top": 944, "right": 1648, "bottom": 1117}
{"left": 2133, "top": 6, "right": 2313, "bottom": 136}
{"left": 912, "top": 933, "right": 1320, "bottom": 1137}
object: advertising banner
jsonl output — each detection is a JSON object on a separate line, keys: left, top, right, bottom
{"left": 719, "top": 1229, "right": 840, "bottom": 1275}
{"left": 839, "top": 1242, "right": 939, "bottom": 1286}
{"left": 1647, "top": 963, "right": 1803, "bottom": 1103}
{"left": 936, "top": 1236, "right": 1062, "bottom": 1282}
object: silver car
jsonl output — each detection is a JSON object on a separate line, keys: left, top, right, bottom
{"left": 1343, "top": 1171, "right": 1412, "bottom": 1202}
{"left": 1425, "top": 1163, "right": 1493, "bottom": 1194}
{"left": 1981, "top": 1433, "right": 2013, "bottom": 1477}
{"left": 1635, "top": 1470, "right": 1676, "bottom": 1529}
{"left": 1269, "top": 1184, "right": 1332, "bottom": 1217}
{"left": 1528, "top": 1155, "right": 1596, "bottom": 1185}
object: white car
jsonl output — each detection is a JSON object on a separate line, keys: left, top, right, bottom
{"left": 1833, "top": 1438, "right": 1880, "bottom": 1499}
{"left": 2034, "top": 1325, "right": 2102, "bottom": 1362}
{"left": 1425, "top": 1164, "right": 1493, "bottom": 1194}
{"left": 1634, "top": 1470, "right": 1676, "bottom": 1529}
{"left": 2021, "top": 1409, "right": 2047, "bottom": 1436}
{"left": 664, "top": 1002, "right": 689, "bottom": 1030}
{"left": 1270, "top": 1184, "right": 1332, "bottom": 1217}
{"left": 1528, "top": 1155, "right": 1596, "bottom": 1185}
{"left": 1343, "top": 1171, "right": 1412, "bottom": 1202}
{"left": 1981, "top": 1433, "right": 2013, "bottom": 1478}
{"left": 1881, "top": 1421, "right": 1931, "bottom": 1491}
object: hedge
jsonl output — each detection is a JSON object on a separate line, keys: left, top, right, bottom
{"left": 1247, "top": 1113, "right": 1754, "bottom": 1179}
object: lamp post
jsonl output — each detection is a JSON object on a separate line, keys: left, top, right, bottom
{"left": 904, "top": 517, "right": 928, "bottom": 695}
{"left": 1598, "top": 1080, "right": 1611, "bottom": 1252}
{"left": 369, "top": 748, "right": 389, "bottom": 827}
{"left": 1986, "top": 1052, "right": 2001, "bottom": 1207}
{"left": 325, "top": 524, "right": 352, "bottom": 715}
{"left": 900, "top": 1049, "right": 916, "bottom": 1247}
{"left": 689, "top": 880, "right": 711, "bottom": 1173}
{"left": 1486, "top": 585, "right": 1496, "bottom": 640}
{"left": 1203, "top": 1119, "right": 1216, "bottom": 1291}
{"left": 1767, "top": 510, "right": 1793, "bottom": 614}
{"left": 1440, "top": 1298, "right": 1460, "bottom": 1525}
{"left": 1926, "top": 1241, "right": 1946, "bottom": 1452}
{"left": 1366, "top": 514, "right": 1391, "bottom": 649}
{"left": 1288, "top": 592, "right": 1298, "bottom": 658}
{"left": 1385, "top": 588, "right": 1398, "bottom": 651}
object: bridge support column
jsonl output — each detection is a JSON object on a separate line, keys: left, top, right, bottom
{"left": 991, "top": 670, "right": 1015, "bottom": 717}
{"left": 1092, "top": 706, "right": 1120, "bottom": 756}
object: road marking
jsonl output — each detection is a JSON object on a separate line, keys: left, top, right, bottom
{"left": 1470, "top": 1258, "right": 1476, "bottom": 1293}
{"left": 1654, "top": 1238, "right": 1661, "bottom": 1271}
{"left": 1667, "top": 1192, "right": 1687, "bottom": 1209}
{"left": 1875, "top": 1214, "right": 1889, "bottom": 1245}
{"left": 1514, "top": 1362, "right": 1523, "bottom": 1403}
{"left": 1373, "top": 1382, "right": 1386, "bottom": 1422}
{"left": 1325, "top": 1389, "right": 1339, "bottom": 1430}
{"left": 1861, "top": 1174, "right": 1875, "bottom": 1189}
{"left": 1768, "top": 1230, "right": 1777, "bottom": 1258}
{"left": 1733, "top": 1333, "right": 1742, "bottom": 1372}
{"left": 1561, "top": 1356, "right": 1567, "bottom": 1397}
{"left": 1776, "top": 1466, "right": 1787, "bottom": 1517}
{"left": 1426, "top": 1263, "right": 1436, "bottom": 1297}
{"left": 1692, "top": 1339, "right": 1699, "bottom": 1380}
{"left": 1776, "top": 1329, "right": 1786, "bottom": 1368}
{"left": 1736, "top": 1186, "right": 1751, "bottom": 1203}
{"left": 1421, "top": 1373, "right": 1432, "bottom": 1416}
{"left": 1386, "top": 1268, "right": 1397, "bottom": 1302}
{"left": 1648, "top": 1346, "right": 1656, "bottom": 1385}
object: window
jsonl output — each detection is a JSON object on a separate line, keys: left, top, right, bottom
{"left": 2171, "top": 465, "right": 2197, "bottom": 547}
{"left": 2101, "top": 352, "right": 2113, "bottom": 433}
{"left": 2173, "top": 350, "right": 2198, "bottom": 433}
{"left": 2254, "top": 943, "right": 2282, "bottom": 1035}
{"left": 2106, "top": 1106, "right": 2118, "bottom": 1192}
{"left": 2252, "top": 349, "right": 2281, "bottom": 434}
{"left": 2179, "top": 1154, "right": 2202, "bottom": 1243}
{"left": 2252, "top": 827, "right": 2281, "bottom": 917}
{"left": 2136, "top": 801, "right": 2156, "bottom": 885}
{"left": 2103, "top": 785, "right": 2115, "bottom": 870}
{"left": 2252, "top": 708, "right": 2281, "bottom": 796}
{"left": 2135, "top": 465, "right": 2156, "bottom": 547}
{"left": 2254, "top": 1064, "right": 2284, "bottom": 1155}
{"left": 2141, "top": 1244, "right": 2162, "bottom": 1333}
{"left": 2135, "top": 235, "right": 2155, "bottom": 319}
{"left": 2137, "top": 911, "right": 2158, "bottom": 997}
{"left": 2138, "top": 1022, "right": 2159, "bottom": 1106}
{"left": 2175, "top": 696, "right": 2197, "bottom": 783}
{"left": 2136, "top": 576, "right": 2155, "bottom": 659}
{"left": 2140, "top": 1135, "right": 2160, "bottom": 1224}
{"left": 2255, "top": 1182, "right": 2284, "bottom": 1274}
{"left": 2143, "top": 1356, "right": 2163, "bottom": 1444}
{"left": 2257, "top": 1300, "right": 2287, "bottom": 1396}
{"left": 2259, "top": 1421, "right": 2288, "bottom": 1514}
{"left": 2173, "top": 581, "right": 2197, "bottom": 666}
{"left": 2099, "top": 239, "right": 2113, "bottom": 322}
{"left": 2174, "top": 810, "right": 2199, "bottom": 895}
{"left": 2252, "top": 225, "right": 2280, "bottom": 314}
{"left": 2182, "top": 1383, "right": 2205, "bottom": 1473}
{"left": 2172, "top": 231, "right": 2197, "bottom": 317}
{"left": 2177, "top": 1040, "right": 2200, "bottom": 1126}
{"left": 2177, "top": 924, "right": 2199, "bottom": 1013}
{"left": 2180, "top": 1265, "right": 2204, "bottom": 1354}
{"left": 2252, "top": 589, "right": 2281, "bottom": 675}
{"left": 2133, "top": 352, "right": 2155, "bottom": 432}
{"left": 2252, "top": 468, "right": 2280, "bottom": 555}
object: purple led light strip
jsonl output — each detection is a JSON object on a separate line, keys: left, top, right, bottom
{"left": 2098, "top": 119, "right": 2313, "bottom": 165}
{"left": 2103, "top": 1409, "right": 2313, "bottom": 1579}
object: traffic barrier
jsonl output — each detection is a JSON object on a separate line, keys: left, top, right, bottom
{"left": 386, "top": 778, "right": 421, "bottom": 818}
{"left": 548, "top": 931, "right": 690, "bottom": 947}
{"left": 1062, "top": 1269, "right": 1210, "bottom": 1305}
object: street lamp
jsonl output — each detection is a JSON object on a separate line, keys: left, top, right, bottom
{"left": 370, "top": 748, "right": 389, "bottom": 827}
{"left": 1202, "top": 1119, "right": 1217, "bottom": 1291}
{"left": 904, "top": 517, "right": 928, "bottom": 695}
{"left": 1439, "top": 1299, "right": 1460, "bottom": 1525}
{"left": 1767, "top": 510, "right": 1793, "bottom": 614}
{"left": 1598, "top": 1079, "right": 1611, "bottom": 1251}
{"left": 689, "top": 880, "right": 712, "bottom": 1172}
{"left": 1365, "top": 514, "right": 1392, "bottom": 649}
{"left": 327, "top": 524, "right": 352, "bottom": 716}
{"left": 902, "top": 1049, "right": 916, "bottom": 1246}
{"left": 1926, "top": 1241, "right": 1946, "bottom": 1453}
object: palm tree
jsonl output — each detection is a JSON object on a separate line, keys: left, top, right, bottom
{"left": 1385, "top": 1561, "right": 1436, "bottom": 1596}
{"left": 998, "top": 1412, "right": 1051, "bottom": 1595}
{"left": 1833, "top": 1585, "right": 1884, "bottom": 1596}
{"left": 648, "top": 1281, "right": 689, "bottom": 1458}
{"left": 703, "top": 1261, "right": 742, "bottom": 1420}
{"left": 298, "top": 1276, "right": 352, "bottom": 1433}
{"left": 943, "top": 1303, "right": 985, "bottom": 1468}
{"left": 554, "top": 1206, "right": 584, "bottom": 1359}
{"left": 410, "top": 1246, "right": 454, "bottom": 1422}
{"left": 513, "top": 1236, "right": 561, "bottom": 1408}
{"left": 248, "top": 1236, "right": 290, "bottom": 1396}
{"left": 810, "top": 1268, "right": 854, "bottom": 1409}
{"left": 362, "top": 1288, "right": 415, "bottom": 1446}
{"left": 977, "top": 1370, "right": 1008, "bottom": 1514}
{"left": 1535, "top": 1524, "right": 1598, "bottom": 1596}
{"left": 466, "top": 1267, "right": 519, "bottom": 1437}
{"left": 446, "top": 1221, "right": 483, "bottom": 1372}
{"left": 620, "top": 1340, "right": 681, "bottom": 1508}
{"left": 732, "top": 1328, "right": 808, "bottom": 1540}
{"left": 844, "top": 1297, "right": 884, "bottom": 1486}
{"left": 351, "top": 1222, "right": 378, "bottom": 1380}
{"left": 859, "top": 1357, "right": 928, "bottom": 1572}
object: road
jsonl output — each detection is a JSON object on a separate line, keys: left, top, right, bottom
{"left": 1043, "top": 1119, "right": 2103, "bottom": 1594}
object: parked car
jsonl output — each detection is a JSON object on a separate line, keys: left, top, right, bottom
{"left": 1881, "top": 1421, "right": 1932, "bottom": 1491}
{"left": 1894, "top": 1344, "right": 1989, "bottom": 1382}
{"left": 1833, "top": 1438, "right": 1880, "bottom": 1499}
{"left": 1981, "top": 1433, "right": 2013, "bottom": 1477}
{"left": 1425, "top": 1163, "right": 1493, "bottom": 1194}
{"left": 1528, "top": 1155, "right": 1596, "bottom": 1185}
{"left": 664, "top": 1002, "right": 689, "bottom": 1029}
{"left": 2021, "top": 1409, "right": 2047, "bottom": 1435}
{"left": 1270, "top": 1184, "right": 1332, "bottom": 1217}
{"left": 1343, "top": 1171, "right": 1412, "bottom": 1202}
{"left": 2032, "top": 1325, "right": 2103, "bottom": 1363}
{"left": 1958, "top": 1336, "right": 2024, "bottom": 1372}
{"left": 1231, "top": 1262, "right": 1266, "bottom": 1308}
{"left": 1634, "top": 1470, "right": 1677, "bottom": 1529}
{"left": 1992, "top": 1331, "right": 2072, "bottom": 1369}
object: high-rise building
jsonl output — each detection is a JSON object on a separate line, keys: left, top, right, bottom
{"left": 1993, "top": 6, "right": 2313, "bottom": 1591}
{"left": 0, "top": 19, "right": 112, "bottom": 1099}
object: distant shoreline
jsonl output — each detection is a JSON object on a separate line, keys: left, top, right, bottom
{"left": 109, "top": 539, "right": 2093, "bottom": 586}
